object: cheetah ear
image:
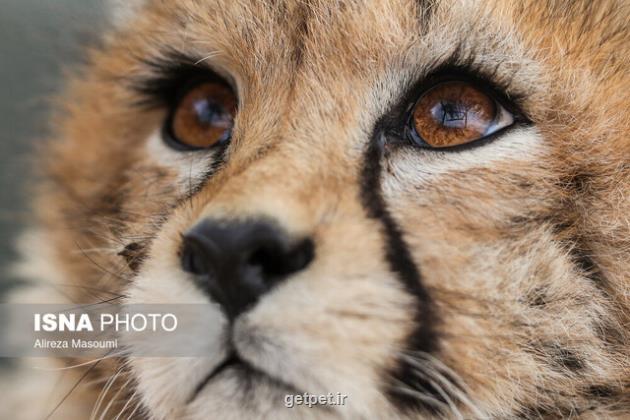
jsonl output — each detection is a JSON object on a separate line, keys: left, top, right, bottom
{"left": 107, "top": 0, "right": 147, "bottom": 28}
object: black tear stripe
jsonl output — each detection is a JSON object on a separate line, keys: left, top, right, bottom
{"left": 360, "top": 133, "right": 442, "bottom": 414}
{"left": 175, "top": 144, "right": 230, "bottom": 206}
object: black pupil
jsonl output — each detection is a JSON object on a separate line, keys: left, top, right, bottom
{"left": 194, "top": 97, "right": 233, "bottom": 137}
{"left": 432, "top": 101, "right": 468, "bottom": 129}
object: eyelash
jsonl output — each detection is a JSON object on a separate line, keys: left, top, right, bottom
{"left": 130, "top": 52, "right": 224, "bottom": 109}
{"left": 410, "top": 66, "right": 526, "bottom": 116}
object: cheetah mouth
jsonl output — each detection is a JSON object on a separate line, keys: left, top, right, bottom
{"left": 189, "top": 351, "right": 301, "bottom": 402}
{"left": 190, "top": 353, "right": 243, "bottom": 400}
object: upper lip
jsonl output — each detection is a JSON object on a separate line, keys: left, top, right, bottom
{"left": 188, "top": 350, "right": 301, "bottom": 403}
{"left": 189, "top": 352, "right": 242, "bottom": 402}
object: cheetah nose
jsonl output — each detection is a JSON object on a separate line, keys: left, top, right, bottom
{"left": 180, "top": 219, "right": 314, "bottom": 320}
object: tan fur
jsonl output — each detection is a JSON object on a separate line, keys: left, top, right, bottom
{"left": 4, "top": 0, "right": 629, "bottom": 418}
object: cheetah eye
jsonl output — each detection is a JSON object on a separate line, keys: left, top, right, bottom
{"left": 407, "top": 81, "right": 514, "bottom": 149}
{"left": 164, "top": 81, "right": 237, "bottom": 150}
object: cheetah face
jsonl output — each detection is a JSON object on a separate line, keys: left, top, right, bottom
{"left": 17, "top": 0, "right": 629, "bottom": 418}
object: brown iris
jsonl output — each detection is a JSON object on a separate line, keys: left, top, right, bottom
{"left": 169, "top": 82, "right": 237, "bottom": 149}
{"left": 411, "top": 81, "right": 501, "bottom": 148}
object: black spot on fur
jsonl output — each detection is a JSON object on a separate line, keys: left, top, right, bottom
{"left": 568, "top": 244, "right": 608, "bottom": 290}
{"left": 361, "top": 129, "right": 441, "bottom": 414}
{"left": 118, "top": 242, "right": 147, "bottom": 273}
{"left": 585, "top": 384, "right": 617, "bottom": 399}
{"left": 545, "top": 344, "right": 584, "bottom": 372}
{"left": 565, "top": 171, "right": 593, "bottom": 195}
{"left": 594, "top": 319, "right": 626, "bottom": 347}
{"left": 525, "top": 286, "right": 548, "bottom": 307}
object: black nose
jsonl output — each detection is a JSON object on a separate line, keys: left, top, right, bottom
{"left": 180, "top": 220, "right": 314, "bottom": 319}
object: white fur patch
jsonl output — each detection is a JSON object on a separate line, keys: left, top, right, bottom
{"left": 383, "top": 127, "right": 544, "bottom": 192}
{"left": 145, "top": 130, "right": 219, "bottom": 194}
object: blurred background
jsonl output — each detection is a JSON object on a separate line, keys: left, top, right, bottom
{"left": 0, "top": 0, "right": 105, "bottom": 293}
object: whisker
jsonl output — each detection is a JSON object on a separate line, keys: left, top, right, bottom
{"left": 91, "top": 367, "right": 124, "bottom": 420}
{"left": 114, "top": 390, "right": 139, "bottom": 420}
{"left": 61, "top": 295, "right": 126, "bottom": 313}
{"left": 99, "top": 375, "right": 133, "bottom": 420}
{"left": 124, "top": 399, "right": 142, "bottom": 420}
{"left": 391, "top": 382, "right": 451, "bottom": 413}
{"left": 52, "top": 283, "right": 126, "bottom": 299}
{"left": 44, "top": 356, "right": 106, "bottom": 420}
{"left": 31, "top": 351, "right": 127, "bottom": 371}
{"left": 423, "top": 376, "right": 464, "bottom": 419}
{"left": 398, "top": 352, "right": 485, "bottom": 418}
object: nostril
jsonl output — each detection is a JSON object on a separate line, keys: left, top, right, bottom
{"left": 248, "top": 238, "right": 314, "bottom": 277}
{"left": 181, "top": 237, "right": 211, "bottom": 275}
{"left": 283, "top": 238, "right": 315, "bottom": 273}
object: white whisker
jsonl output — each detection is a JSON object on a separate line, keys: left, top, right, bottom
{"left": 124, "top": 398, "right": 142, "bottom": 420}
{"left": 90, "top": 367, "right": 124, "bottom": 420}
{"left": 99, "top": 376, "right": 133, "bottom": 420}
{"left": 396, "top": 352, "right": 485, "bottom": 418}
{"left": 30, "top": 351, "right": 127, "bottom": 371}
{"left": 114, "top": 390, "right": 138, "bottom": 420}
